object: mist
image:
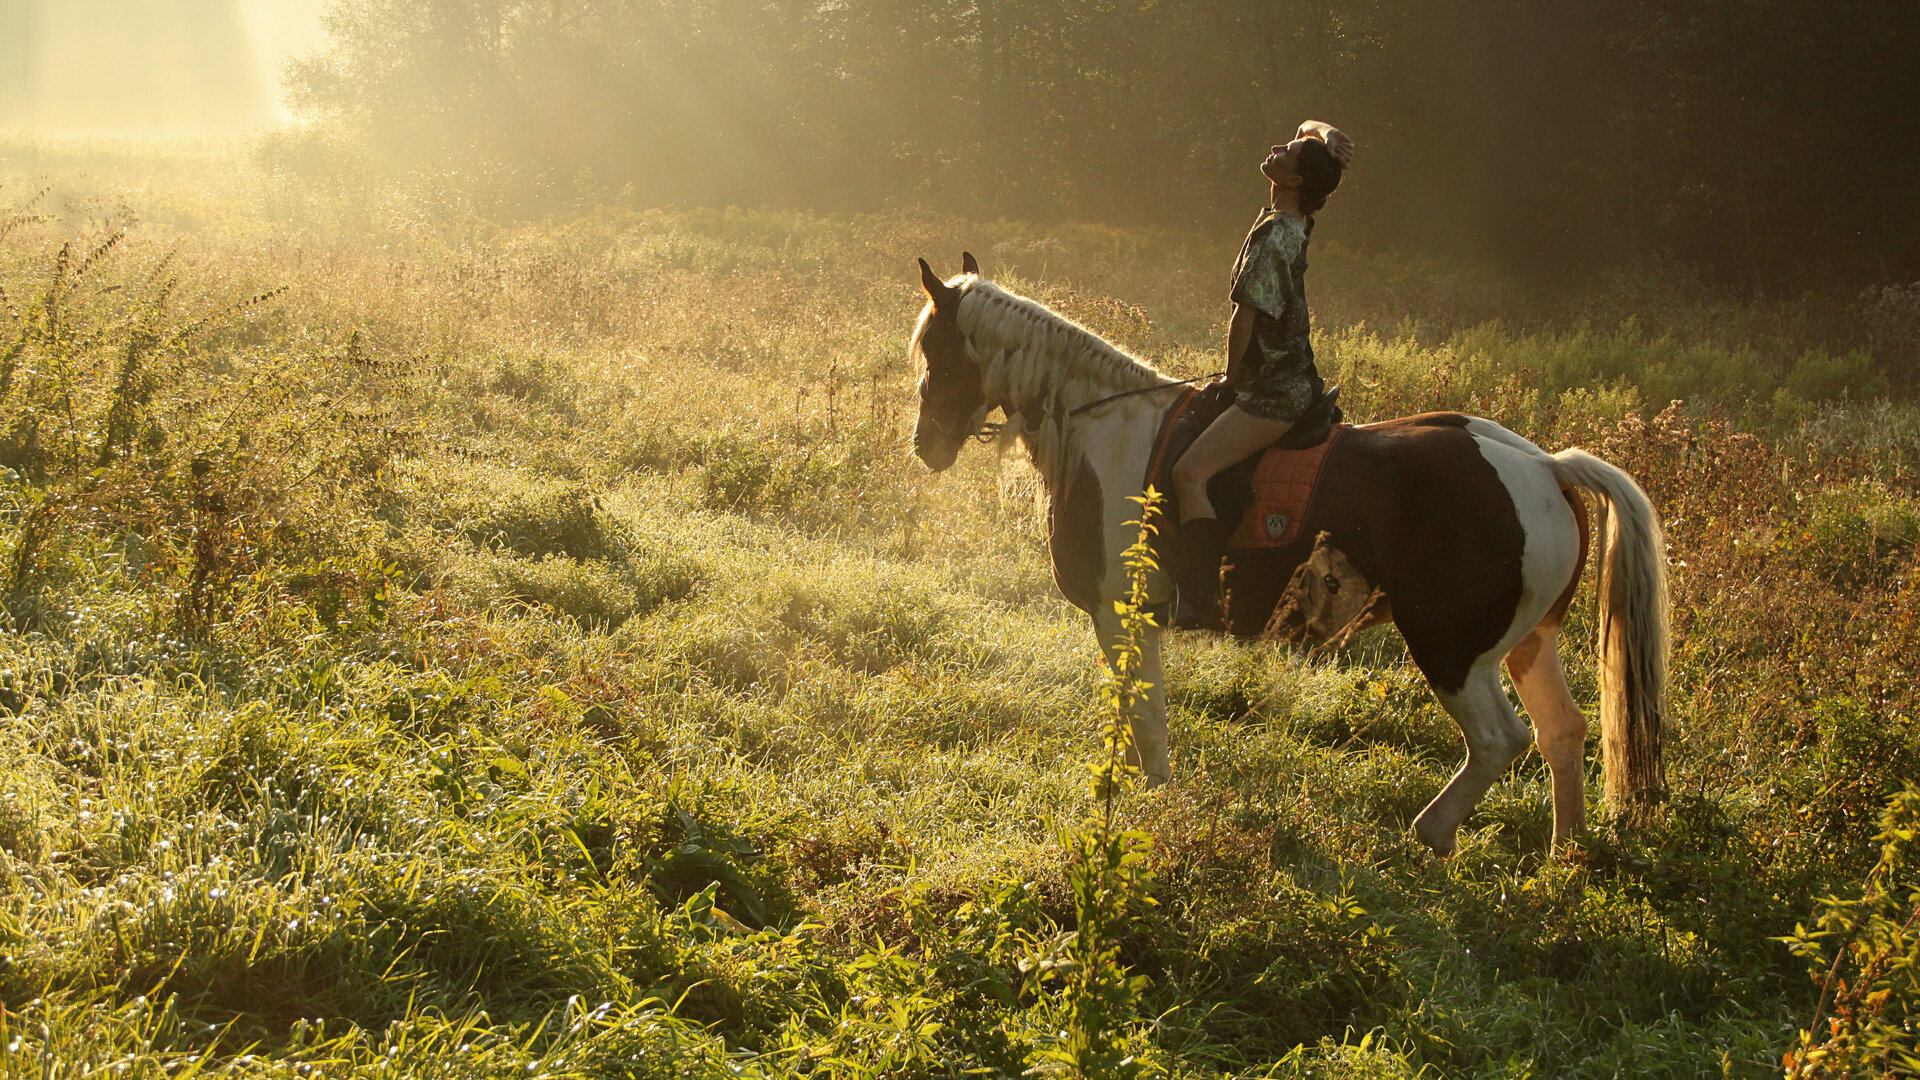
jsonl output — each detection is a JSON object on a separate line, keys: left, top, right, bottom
{"left": 0, "top": 0, "right": 326, "bottom": 132}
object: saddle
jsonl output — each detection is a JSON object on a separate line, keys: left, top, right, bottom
{"left": 1145, "top": 378, "right": 1348, "bottom": 552}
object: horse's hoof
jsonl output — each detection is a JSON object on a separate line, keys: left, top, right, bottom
{"left": 1413, "top": 820, "right": 1457, "bottom": 857}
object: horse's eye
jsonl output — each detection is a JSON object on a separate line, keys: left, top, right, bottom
{"left": 1322, "top": 573, "right": 1341, "bottom": 594}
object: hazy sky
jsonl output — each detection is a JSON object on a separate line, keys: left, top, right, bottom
{"left": 237, "top": 0, "right": 329, "bottom": 120}
{"left": 0, "top": 0, "right": 329, "bottom": 131}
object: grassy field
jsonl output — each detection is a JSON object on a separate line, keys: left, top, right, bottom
{"left": 0, "top": 139, "right": 1916, "bottom": 1077}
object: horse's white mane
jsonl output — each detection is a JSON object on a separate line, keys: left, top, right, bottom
{"left": 947, "top": 277, "right": 1171, "bottom": 483}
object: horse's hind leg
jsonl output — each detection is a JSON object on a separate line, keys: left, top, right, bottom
{"left": 1508, "top": 624, "right": 1588, "bottom": 848}
{"left": 1509, "top": 489, "right": 1592, "bottom": 849}
{"left": 1413, "top": 665, "right": 1533, "bottom": 856}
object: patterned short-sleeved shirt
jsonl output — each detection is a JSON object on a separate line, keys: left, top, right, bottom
{"left": 1228, "top": 204, "right": 1320, "bottom": 386}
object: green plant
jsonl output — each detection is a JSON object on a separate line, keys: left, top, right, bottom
{"left": 1801, "top": 480, "right": 1920, "bottom": 589}
{"left": 1025, "top": 493, "right": 1162, "bottom": 1078}
{"left": 1782, "top": 784, "right": 1920, "bottom": 1079}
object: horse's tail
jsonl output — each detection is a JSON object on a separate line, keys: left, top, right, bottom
{"left": 1549, "top": 448, "right": 1670, "bottom": 819}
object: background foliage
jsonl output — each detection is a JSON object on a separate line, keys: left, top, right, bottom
{"left": 279, "top": 0, "right": 1920, "bottom": 298}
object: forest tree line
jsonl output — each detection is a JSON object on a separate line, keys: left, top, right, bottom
{"left": 89, "top": 0, "right": 1920, "bottom": 291}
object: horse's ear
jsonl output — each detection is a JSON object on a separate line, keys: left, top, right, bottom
{"left": 961, "top": 251, "right": 980, "bottom": 276}
{"left": 918, "top": 257, "right": 956, "bottom": 306}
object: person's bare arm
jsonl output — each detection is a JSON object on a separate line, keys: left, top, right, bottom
{"left": 1225, "top": 303, "right": 1257, "bottom": 387}
{"left": 1295, "top": 120, "right": 1354, "bottom": 166}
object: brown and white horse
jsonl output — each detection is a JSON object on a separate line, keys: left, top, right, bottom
{"left": 909, "top": 256, "right": 1671, "bottom": 855}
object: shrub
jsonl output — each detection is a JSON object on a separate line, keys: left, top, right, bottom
{"left": 1800, "top": 480, "right": 1920, "bottom": 589}
{"left": 1783, "top": 785, "right": 1920, "bottom": 1079}
{"left": 1786, "top": 349, "right": 1890, "bottom": 404}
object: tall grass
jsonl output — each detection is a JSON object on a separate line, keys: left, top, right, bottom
{"left": 0, "top": 141, "right": 1915, "bottom": 1076}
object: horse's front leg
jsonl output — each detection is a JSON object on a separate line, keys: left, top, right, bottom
{"left": 1092, "top": 609, "right": 1171, "bottom": 786}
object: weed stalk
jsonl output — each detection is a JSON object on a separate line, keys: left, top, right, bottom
{"left": 1033, "top": 491, "right": 1163, "bottom": 1078}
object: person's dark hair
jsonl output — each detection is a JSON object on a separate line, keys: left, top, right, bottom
{"left": 1297, "top": 139, "right": 1344, "bottom": 215}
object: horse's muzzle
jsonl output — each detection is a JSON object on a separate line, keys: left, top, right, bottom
{"left": 914, "top": 437, "right": 960, "bottom": 472}
{"left": 913, "top": 416, "right": 965, "bottom": 471}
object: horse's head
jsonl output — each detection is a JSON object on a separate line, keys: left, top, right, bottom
{"left": 910, "top": 252, "right": 986, "bottom": 471}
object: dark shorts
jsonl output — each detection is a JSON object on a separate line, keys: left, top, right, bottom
{"left": 1234, "top": 342, "right": 1320, "bottom": 423}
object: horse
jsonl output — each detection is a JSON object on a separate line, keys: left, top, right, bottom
{"left": 908, "top": 254, "right": 1671, "bottom": 855}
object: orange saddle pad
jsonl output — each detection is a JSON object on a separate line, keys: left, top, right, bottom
{"left": 1225, "top": 424, "right": 1350, "bottom": 550}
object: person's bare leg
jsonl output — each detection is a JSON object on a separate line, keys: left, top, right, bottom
{"left": 1171, "top": 405, "right": 1294, "bottom": 521}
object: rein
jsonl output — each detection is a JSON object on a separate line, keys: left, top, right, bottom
{"left": 970, "top": 371, "right": 1223, "bottom": 443}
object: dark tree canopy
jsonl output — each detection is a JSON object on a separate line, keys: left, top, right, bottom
{"left": 284, "top": 0, "right": 1919, "bottom": 290}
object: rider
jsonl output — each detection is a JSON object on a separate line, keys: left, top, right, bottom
{"left": 1172, "top": 120, "right": 1352, "bottom": 628}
